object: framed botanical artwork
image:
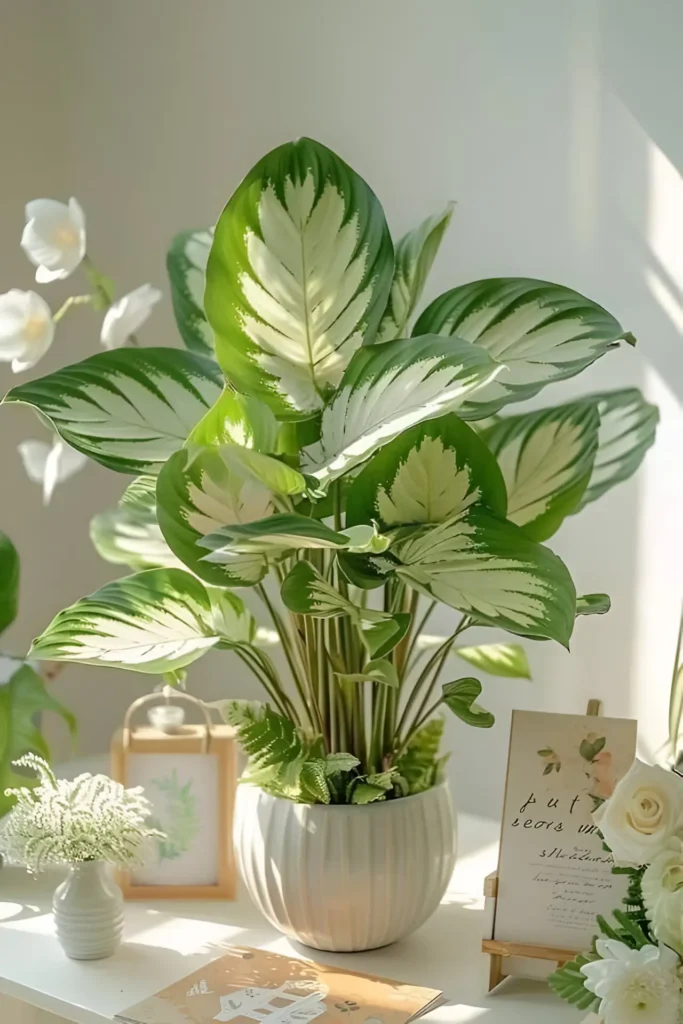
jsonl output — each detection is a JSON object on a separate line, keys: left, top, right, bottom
{"left": 111, "top": 693, "right": 237, "bottom": 900}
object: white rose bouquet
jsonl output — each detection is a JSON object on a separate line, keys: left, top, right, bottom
{"left": 550, "top": 758, "right": 683, "bottom": 1024}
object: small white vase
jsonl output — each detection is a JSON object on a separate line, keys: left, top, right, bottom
{"left": 234, "top": 781, "right": 457, "bottom": 952}
{"left": 52, "top": 861, "right": 124, "bottom": 960}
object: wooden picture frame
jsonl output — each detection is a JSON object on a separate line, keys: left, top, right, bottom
{"left": 111, "top": 693, "right": 237, "bottom": 900}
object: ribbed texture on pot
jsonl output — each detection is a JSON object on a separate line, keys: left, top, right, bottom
{"left": 52, "top": 862, "right": 124, "bottom": 960}
{"left": 234, "top": 782, "right": 457, "bottom": 952}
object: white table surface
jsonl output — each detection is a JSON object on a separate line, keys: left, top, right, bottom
{"left": 0, "top": 808, "right": 581, "bottom": 1024}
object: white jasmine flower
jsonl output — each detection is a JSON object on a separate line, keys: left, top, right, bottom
{"left": 0, "top": 289, "right": 54, "bottom": 372}
{"left": 643, "top": 837, "right": 683, "bottom": 956}
{"left": 581, "top": 940, "right": 681, "bottom": 1024}
{"left": 18, "top": 438, "right": 88, "bottom": 505}
{"left": 100, "top": 284, "right": 162, "bottom": 349}
{"left": 593, "top": 759, "right": 683, "bottom": 866}
{"left": 21, "top": 198, "right": 86, "bottom": 283}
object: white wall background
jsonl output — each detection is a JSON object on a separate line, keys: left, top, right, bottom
{"left": 1, "top": 0, "right": 682, "bottom": 819}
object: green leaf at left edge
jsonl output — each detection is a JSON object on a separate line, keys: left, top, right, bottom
{"left": 3, "top": 348, "right": 223, "bottom": 474}
{"left": 574, "top": 388, "right": 659, "bottom": 511}
{"left": 413, "top": 278, "right": 631, "bottom": 419}
{"left": 302, "top": 335, "right": 503, "bottom": 486}
{"left": 390, "top": 508, "right": 576, "bottom": 646}
{"left": 377, "top": 203, "right": 454, "bottom": 342}
{"left": 346, "top": 412, "right": 507, "bottom": 530}
{"left": 205, "top": 137, "right": 395, "bottom": 418}
{"left": 90, "top": 476, "right": 180, "bottom": 572}
{"left": 454, "top": 643, "right": 531, "bottom": 679}
{"left": 29, "top": 568, "right": 222, "bottom": 674}
{"left": 483, "top": 401, "right": 600, "bottom": 541}
{"left": 0, "top": 661, "right": 77, "bottom": 818}
{"left": 167, "top": 228, "right": 215, "bottom": 356}
{"left": 442, "top": 677, "right": 495, "bottom": 728}
{"left": 0, "top": 532, "right": 20, "bottom": 636}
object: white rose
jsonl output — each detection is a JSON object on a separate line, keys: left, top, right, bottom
{"left": 18, "top": 438, "right": 87, "bottom": 505}
{"left": 100, "top": 284, "right": 162, "bottom": 349}
{"left": 0, "top": 289, "right": 54, "bottom": 372}
{"left": 581, "top": 940, "right": 681, "bottom": 1024}
{"left": 21, "top": 198, "right": 86, "bottom": 283}
{"left": 593, "top": 759, "right": 683, "bottom": 867}
{"left": 642, "top": 836, "right": 683, "bottom": 955}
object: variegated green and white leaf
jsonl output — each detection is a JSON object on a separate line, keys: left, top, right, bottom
{"left": 454, "top": 643, "right": 531, "bottom": 679}
{"left": 205, "top": 137, "right": 394, "bottom": 417}
{"left": 302, "top": 335, "right": 502, "bottom": 484}
{"left": 90, "top": 475, "right": 180, "bottom": 571}
{"left": 413, "top": 278, "right": 631, "bottom": 418}
{"left": 575, "top": 388, "right": 659, "bottom": 510}
{"left": 29, "top": 568, "right": 221, "bottom": 674}
{"left": 156, "top": 446, "right": 273, "bottom": 587}
{"left": 390, "top": 508, "right": 576, "bottom": 645}
{"left": 200, "top": 513, "right": 352, "bottom": 559}
{"left": 208, "top": 588, "right": 256, "bottom": 645}
{"left": 3, "top": 348, "right": 223, "bottom": 474}
{"left": 346, "top": 412, "right": 506, "bottom": 530}
{"left": 483, "top": 402, "right": 599, "bottom": 541}
{"left": 377, "top": 203, "right": 454, "bottom": 342}
{"left": 336, "top": 658, "right": 399, "bottom": 688}
{"left": 188, "top": 386, "right": 279, "bottom": 451}
{"left": 167, "top": 228, "right": 215, "bottom": 356}
{"left": 442, "top": 678, "right": 495, "bottom": 728}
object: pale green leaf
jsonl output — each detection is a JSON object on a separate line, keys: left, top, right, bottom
{"left": 414, "top": 278, "right": 630, "bottom": 417}
{"left": 90, "top": 476, "right": 179, "bottom": 571}
{"left": 302, "top": 335, "right": 503, "bottom": 484}
{"left": 29, "top": 568, "right": 221, "bottom": 674}
{"left": 336, "top": 658, "right": 399, "bottom": 688}
{"left": 209, "top": 588, "right": 256, "bottom": 645}
{"left": 3, "top": 348, "right": 223, "bottom": 474}
{"left": 346, "top": 412, "right": 506, "bottom": 530}
{"left": 205, "top": 137, "right": 394, "bottom": 417}
{"left": 484, "top": 402, "right": 599, "bottom": 540}
{"left": 395, "top": 718, "right": 446, "bottom": 795}
{"left": 156, "top": 446, "right": 272, "bottom": 587}
{"left": 167, "top": 227, "right": 215, "bottom": 356}
{"left": 299, "top": 761, "right": 331, "bottom": 804}
{"left": 390, "top": 508, "right": 576, "bottom": 646}
{"left": 377, "top": 203, "right": 454, "bottom": 341}
{"left": 357, "top": 610, "right": 410, "bottom": 659}
{"left": 575, "top": 388, "right": 659, "bottom": 510}
{"left": 0, "top": 532, "right": 19, "bottom": 637}
{"left": 454, "top": 643, "right": 531, "bottom": 679}
{"left": 324, "top": 752, "right": 360, "bottom": 775}
{"left": 200, "top": 513, "right": 351, "bottom": 559}
{"left": 442, "top": 677, "right": 495, "bottom": 728}
{"left": 0, "top": 662, "right": 76, "bottom": 818}
{"left": 187, "top": 386, "right": 279, "bottom": 451}
{"left": 576, "top": 593, "right": 611, "bottom": 616}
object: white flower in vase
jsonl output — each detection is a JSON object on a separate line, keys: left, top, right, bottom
{"left": 642, "top": 836, "right": 683, "bottom": 956}
{"left": 593, "top": 759, "right": 683, "bottom": 867}
{"left": 21, "top": 198, "right": 86, "bottom": 282}
{"left": 100, "top": 283, "right": 162, "bottom": 349}
{"left": 581, "top": 940, "right": 681, "bottom": 1024}
{"left": 18, "top": 437, "right": 88, "bottom": 504}
{"left": 0, "top": 289, "right": 54, "bottom": 372}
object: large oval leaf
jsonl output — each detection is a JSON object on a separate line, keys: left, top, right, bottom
{"left": 205, "top": 137, "right": 394, "bottom": 417}
{"left": 390, "top": 508, "right": 576, "bottom": 646}
{"left": 377, "top": 203, "right": 454, "bottom": 342}
{"left": 167, "top": 228, "right": 215, "bottom": 355}
{"left": 3, "top": 348, "right": 223, "bottom": 474}
{"left": 575, "top": 388, "right": 659, "bottom": 511}
{"left": 0, "top": 532, "right": 20, "bottom": 637}
{"left": 413, "top": 278, "right": 630, "bottom": 418}
{"left": 346, "top": 412, "right": 506, "bottom": 530}
{"left": 301, "top": 335, "right": 502, "bottom": 485}
{"left": 156, "top": 446, "right": 272, "bottom": 586}
{"left": 483, "top": 402, "right": 599, "bottom": 541}
{"left": 90, "top": 476, "right": 180, "bottom": 572}
{"left": 29, "top": 568, "right": 221, "bottom": 674}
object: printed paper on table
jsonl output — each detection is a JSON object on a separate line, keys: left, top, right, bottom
{"left": 493, "top": 709, "right": 637, "bottom": 951}
{"left": 114, "top": 946, "right": 445, "bottom": 1024}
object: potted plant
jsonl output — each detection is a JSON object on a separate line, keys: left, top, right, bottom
{"left": 0, "top": 753, "right": 162, "bottom": 959}
{"left": 1, "top": 138, "right": 658, "bottom": 951}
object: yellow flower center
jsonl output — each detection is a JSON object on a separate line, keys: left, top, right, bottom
{"left": 23, "top": 315, "right": 48, "bottom": 341}
{"left": 55, "top": 225, "right": 78, "bottom": 249}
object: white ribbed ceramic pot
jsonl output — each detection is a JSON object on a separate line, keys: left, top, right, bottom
{"left": 52, "top": 861, "right": 124, "bottom": 960}
{"left": 234, "top": 781, "right": 457, "bottom": 951}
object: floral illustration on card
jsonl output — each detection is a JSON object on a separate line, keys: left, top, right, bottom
{"left": 148, "top": 768, "right": 200, "bottom": 861}
{"left": 537, "top": 732, "right": 614, "bottom": 809}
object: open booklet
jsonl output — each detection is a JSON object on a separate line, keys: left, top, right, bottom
{"left": 115, "top": 946, "right": 445, "bottom": 1024}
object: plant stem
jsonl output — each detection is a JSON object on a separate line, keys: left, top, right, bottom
{"left": 402, "top": 599, "right": 437, "bottom": 679}
{"left": 394, "top": 616, "right": 471, "bottom": 738}
{"left": 53, "top": 294, "right": 93, "bottom": 324}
